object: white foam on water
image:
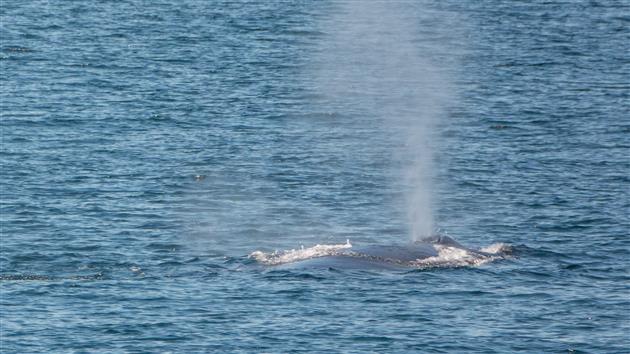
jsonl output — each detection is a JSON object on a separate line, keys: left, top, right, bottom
{"left": 249, "top": 240, "right": 353, "bottom": 266}
{"left": 410, "top": 243, "right": 511, "bottom": 268}
{"left": 480, "top": 243, "right": 512, "bottom": 255}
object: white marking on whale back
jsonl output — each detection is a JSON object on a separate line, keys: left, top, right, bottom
{"left": 249, "top": 240, "right": 353, "bottom": 266}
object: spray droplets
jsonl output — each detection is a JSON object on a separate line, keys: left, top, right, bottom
{"left": 313, "top": 1, "right": 457, "bottom": 241}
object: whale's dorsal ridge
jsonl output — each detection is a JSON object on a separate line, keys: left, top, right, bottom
{"left": 416, "top": 235, "right": 464, "bottom": 248}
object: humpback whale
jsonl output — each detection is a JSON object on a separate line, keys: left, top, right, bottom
{"left": 250, "top": 236, "right": 510, "bottom": 270}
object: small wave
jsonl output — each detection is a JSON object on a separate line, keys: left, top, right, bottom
{"left": 249, "top": 240, "right": 352, "bottom": 266}
{"left": 0, "top": 273, "right": 105, "bottom": 281}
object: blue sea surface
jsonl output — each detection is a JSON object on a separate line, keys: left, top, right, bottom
{"left": 1, "top": 0, "right": 629, "bottom": 353}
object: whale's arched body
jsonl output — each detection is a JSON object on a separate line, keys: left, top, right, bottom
{"left": 275, "top": 243, "right": 438, "bottom": 270}
{"left": 251, "top": 236, "right": 509, "bottom": 270}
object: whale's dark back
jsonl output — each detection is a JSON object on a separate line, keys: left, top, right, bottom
{"left": 351, "top": 243, "right": 439, "bottom": 262}
{"left": 273, "top": 242, "right": 442, "bottom": 270}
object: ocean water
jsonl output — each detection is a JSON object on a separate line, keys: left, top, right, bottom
{"left": 1, "top": 0, "right": 629, "bottom": 353}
